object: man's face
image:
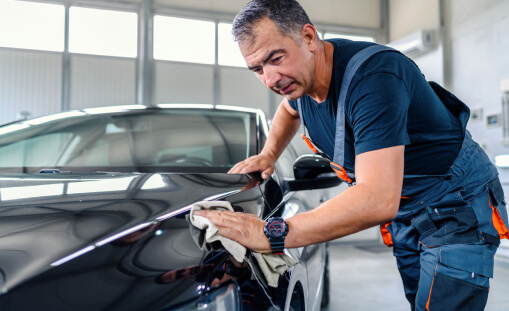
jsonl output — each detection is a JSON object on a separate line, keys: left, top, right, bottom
{"left": 240, "top": 18, "right": 316, "bottom": 101}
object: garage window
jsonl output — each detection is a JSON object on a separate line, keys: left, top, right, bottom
{"left": 218, "top": 23, "right": 245, "bottom": 67}
{"left": 154, "top": 16, "right": 215, "bottom": 64}
{"left": 0, "top": 0, "right": 65, "bottom": 52}
{"left": 69, "top": 7, "right": 138, "bottom": 58}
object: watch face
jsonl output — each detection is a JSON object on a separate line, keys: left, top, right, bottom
{"left": 266, "top": 219, "right": 287, "bottom": 238}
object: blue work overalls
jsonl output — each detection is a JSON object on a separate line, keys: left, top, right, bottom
{"left": 297, "top": 45, "right": 509, "bottom": 310}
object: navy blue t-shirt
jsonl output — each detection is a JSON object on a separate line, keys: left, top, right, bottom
{"left": 289, "top": 39, "right": 463, "bottom": 175}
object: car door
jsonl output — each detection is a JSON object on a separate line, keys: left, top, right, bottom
{"left": 269, "top": 144, "right": 328, "bottom": 310}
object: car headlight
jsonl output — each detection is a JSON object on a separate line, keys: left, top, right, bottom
{"left": 168, "top": 282, "right": 241, "bottom": 311}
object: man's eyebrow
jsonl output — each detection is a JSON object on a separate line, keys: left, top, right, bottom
{"left": 247, "top": 49, "right": 284, "bottom": 71}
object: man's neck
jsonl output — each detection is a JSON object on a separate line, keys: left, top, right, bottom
{"left": 307, "top": 40, "right": 334, "bottom": 103}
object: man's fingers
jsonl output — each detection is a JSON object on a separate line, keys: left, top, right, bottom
{"left": 227, "top": 155, "right": 274, "bottom": 176}
{"left": 193, "top": 208, "right": 270, "bottom": 252}
{"left": 194, "top": 210, "right": 248, "bottom": 242}
{"left": 230, "top": 161, "right": 256, "bottom": 174}
{"left": 216, "top": 226, "right": 240, "bottom": 242}
{"left": 261, "top": 167, "right": 274, "bottom": 179}
{"left": 228, "top": 161, "right": 245, "bottom": 174}
{"left": 194, "top": 209, "right": 232, "bottom": 221}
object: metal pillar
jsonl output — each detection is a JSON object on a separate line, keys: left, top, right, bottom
{"left": 136, "top": 0, "right": 154, "bottom": 107}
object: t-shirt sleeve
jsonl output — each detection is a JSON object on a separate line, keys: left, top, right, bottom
{"left": 348, "top": 72, "right": 411, "bottom": 156}
{"left": 288, "top": 99, "right": 298, "bottom": 112}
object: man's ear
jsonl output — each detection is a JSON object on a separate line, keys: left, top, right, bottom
{"left": 301, "top": 23, "right": 318, "bottom": 51}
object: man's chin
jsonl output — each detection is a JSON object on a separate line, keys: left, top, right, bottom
{"left": 282, "top": 92, "right": 303, "bottom": 101}
{"left": 272, "top": 89, "right": 302, "bottom": 101}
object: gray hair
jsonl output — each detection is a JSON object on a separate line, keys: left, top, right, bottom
{"left": 232, "top": 0, "right": 313, "bottom": 44}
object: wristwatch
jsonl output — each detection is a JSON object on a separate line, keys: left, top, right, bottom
{"left": 264, "top": 217, "right": 289, "bottom": 255}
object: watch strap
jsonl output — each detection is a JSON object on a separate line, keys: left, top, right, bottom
{"left": 269, "top": 239, "right": 285, "bottom": 255}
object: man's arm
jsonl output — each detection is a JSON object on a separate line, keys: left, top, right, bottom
{"left": 228, "top": 98, "right": 301, "bottom": 179}
{"left": 195, "top": 144, "right": 404, "bottom": 252}
{"left": 283, "top": 145, "right": 403, "bottom": 248}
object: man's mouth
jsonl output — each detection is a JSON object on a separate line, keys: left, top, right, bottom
{"left": 279, "top": 82, "right": 294, "bottom": 95}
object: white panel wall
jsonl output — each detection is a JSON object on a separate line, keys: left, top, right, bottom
{"left": 0, "top": 48, "right": 62, "bottom": 124}
{"left": 155, "top": 61, "right": 214, "bottom": 105}
{"left": 219, "top": 67, "right": 269, "bottom": 114}
{"left": 70, "top": 55, "right": 136, "bottom": 110}
{"left": 449, "top": 0, "right": 509, "bottom": 156}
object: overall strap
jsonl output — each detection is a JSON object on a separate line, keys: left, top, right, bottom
{"left": 333, "top": 44, "right": 396, "bottom": 169}
{"left": 297, "top": 98, "right": 329, "bottom": 158}
{"left": 296, "top": 98, "right": 306, "bottom": 137}
{"left": 296, "top": 44, "right": 397, "bottom": 184}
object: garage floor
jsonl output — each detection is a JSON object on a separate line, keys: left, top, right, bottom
{"left": 323, "top": 241, "right": 509, "bottom": 311}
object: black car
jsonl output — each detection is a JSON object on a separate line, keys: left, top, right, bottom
{"left": 0, "top": 104, "right": 340, "bottom": 310}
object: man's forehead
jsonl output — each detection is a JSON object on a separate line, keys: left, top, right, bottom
{"left": 241, "top": 18, "right": 285, "bottom": 48}
{"left": 240, "top": 25, "right": 290, "bottom": 61}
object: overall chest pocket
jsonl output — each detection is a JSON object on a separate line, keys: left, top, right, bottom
{"left": 411, "top": 190, "right": 480, "bottom": 247}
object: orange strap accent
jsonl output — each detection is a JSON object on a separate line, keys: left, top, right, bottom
{"left": 301, "top": 134, "right": 353, "bottom": 184}
{"left": 426, "top": 250, "right": 441, "bottom": 311}
{"left": 301, "top": 134, "right": 318, "bottom": 154}
{"left": 401, "top": 196, "right": 410, "bottom": 199}
{"left": 488, "top": 194, "right": 509, "bottom": 239}
{"left": 330, "top": 163, "right": 353, "bottom": 184}
{"left": 426, "top": 275, "right": 435, "bottom": 311}
{"left": 380, "top": 221, "right": 393, "bottom": 247}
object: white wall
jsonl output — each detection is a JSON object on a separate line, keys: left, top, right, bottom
{"left": 388, "top": 0, "right": 509, "bottom": 169}
{"left": 447, "top": 0, "right": 509, "bottom": 252}
{"left": 449, "top": 0, "right": 509, "bottom": 163}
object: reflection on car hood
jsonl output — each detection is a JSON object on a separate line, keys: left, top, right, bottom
{"left": 0, "top": 172, "right": 259, "bottom": 309}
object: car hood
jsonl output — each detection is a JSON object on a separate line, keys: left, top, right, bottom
{"left": 0, "top": 172, "right": 264, "bottom": 310}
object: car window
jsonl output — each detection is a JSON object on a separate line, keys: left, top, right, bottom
{"left": 0, "top": 132, "right": 74, "bottom": 168}
{"left": 0, "top": 109, "right": 256, "bottom": 172}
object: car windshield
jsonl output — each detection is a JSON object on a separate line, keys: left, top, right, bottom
{"left": 0, "top": 108, "right": 257, "bottom": 173}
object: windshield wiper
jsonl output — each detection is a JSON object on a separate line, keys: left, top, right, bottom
{"left": 39, "top": 169, "right": 65, "bottom": 173}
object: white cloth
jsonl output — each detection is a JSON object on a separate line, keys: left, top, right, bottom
{"left": 187, "top": 200, "right": 297, "bottom": 287}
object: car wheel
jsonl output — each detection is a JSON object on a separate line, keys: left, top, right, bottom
{"left": 320, "top": 246, "right": 330, "bottom": 308}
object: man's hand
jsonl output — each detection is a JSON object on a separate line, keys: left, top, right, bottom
{"left": 228, "top": 152, "right": 276, "bottom": 180}
{"left": 228, "top": 99, "right": 301, "bottom": 180}
{"left": 193, "top": 209, "right": 272, "bottom": 253}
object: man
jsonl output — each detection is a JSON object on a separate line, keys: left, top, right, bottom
{"left": 193, "top": 0, "right": 509, "bottom": 309}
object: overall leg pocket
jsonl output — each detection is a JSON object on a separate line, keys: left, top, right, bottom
{"left": 486, "top": 178, "right": 509, "bottom": 239}
{"left": 468, "top": 178, "right": 509, "bottom": 242}
{"left": 427, "top": 273, "right": 488, "bottom": 311}
{"left": 425, "top": 244, "right": 495, "bottom": 311}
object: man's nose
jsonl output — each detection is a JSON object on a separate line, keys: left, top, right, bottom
{"left": 264, "top": 68, "right": 281, "bottom": 90}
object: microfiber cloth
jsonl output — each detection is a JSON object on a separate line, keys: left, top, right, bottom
{"left": 187, "top": 200, "right": 297, "bottom": 287}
